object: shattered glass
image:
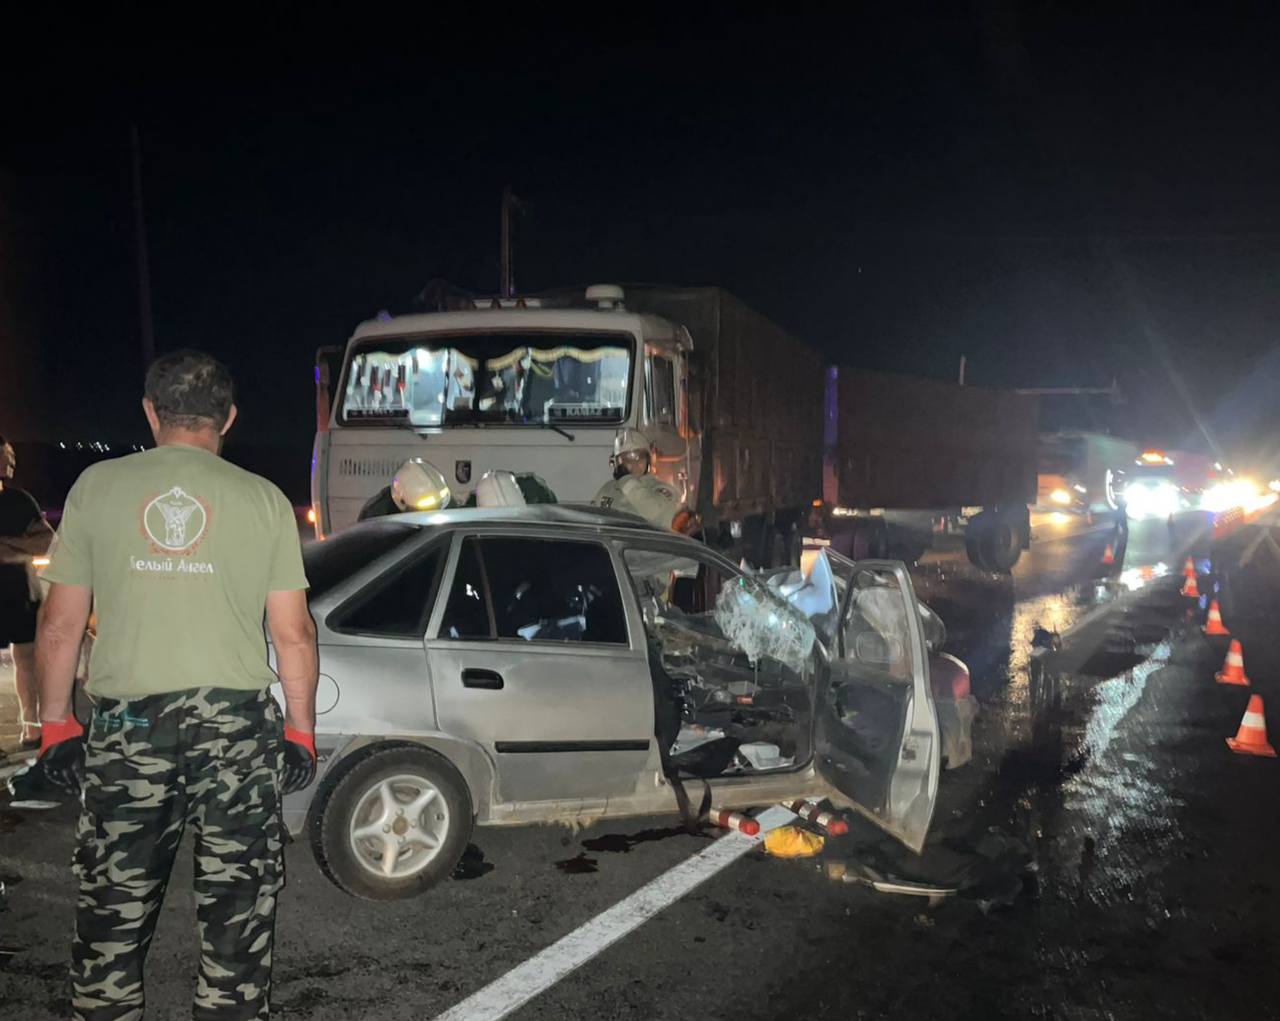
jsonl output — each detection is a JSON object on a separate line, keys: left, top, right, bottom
{"left": 713, "top": 575, "right": 816, "bottom": 674}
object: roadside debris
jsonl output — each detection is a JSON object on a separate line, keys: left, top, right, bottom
{"left": 822, "top": 823, "right": 1037, "bottom": 912}
{"left": 762, "top": 826, "right": 824, "bottom": 858}
{"left": 824, "top": 858, "right": 956, "bottom": 903}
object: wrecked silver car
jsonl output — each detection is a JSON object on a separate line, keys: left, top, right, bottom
{"left": 277, "top": 506, "right": 941, "bottom": 900}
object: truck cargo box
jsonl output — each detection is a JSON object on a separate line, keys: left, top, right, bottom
{"left": 621, "top": 287, "right": 825, "bottom": 523}
{"left": 830, "top": 368, "right": 1038, "bottom": 511}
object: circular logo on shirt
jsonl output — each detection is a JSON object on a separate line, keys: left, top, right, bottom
{"left": 143, "top": 487, "right": 208, "bottom": 552}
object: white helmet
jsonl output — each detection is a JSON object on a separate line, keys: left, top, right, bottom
{"left": 613, "top": 428, "right": 652, "bottom": 459}
{"left": 391, "top": 459, "right": 452, "bottom": 512}
{"left": 475, "top": 470, "right": 526, "bottom": 508}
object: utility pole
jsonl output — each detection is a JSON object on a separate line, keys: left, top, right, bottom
{"left": 130, "top": 123, "right": 156, "bottom": 367}
{"left": 958, "top": 355, "right": 967, "bottom": 386}
{"left": 500, "top": 185, "right": 523, "bottom": 297}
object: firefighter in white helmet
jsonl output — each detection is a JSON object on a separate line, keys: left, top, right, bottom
{"left": 357, "top": 459, "right": 453, "bottom": 520}
{"left": 593, "top": 428, "right": 697, "bottom": 533}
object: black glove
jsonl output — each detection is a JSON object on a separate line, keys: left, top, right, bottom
{"left": 37, "top": 718, "right": 87, "bottom": 797}
{"left": 281, "top": 725, "right": 317, "bottom": 795}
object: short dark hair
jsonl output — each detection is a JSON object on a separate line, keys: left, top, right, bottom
{"left": 145, "top": 350, "right": 235, "bottom": 430}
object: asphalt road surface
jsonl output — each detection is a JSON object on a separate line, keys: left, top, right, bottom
{"left": 3, "top": 516, "right": 1279, "bottom": 1020}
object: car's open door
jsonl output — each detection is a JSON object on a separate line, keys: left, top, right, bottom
{"left": 814, "top": 557, "right": 940, "bottom": 852}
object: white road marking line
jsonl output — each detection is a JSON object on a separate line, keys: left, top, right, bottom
{"left": 432, "top": 805, "right": 796, "bottom": 1021}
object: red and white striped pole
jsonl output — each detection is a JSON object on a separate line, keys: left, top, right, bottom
{"left": 787, "top": 800, "right": 850, "bottom": 835}
{"left": 705, "top": 808, "right": 760, "bottom": 837}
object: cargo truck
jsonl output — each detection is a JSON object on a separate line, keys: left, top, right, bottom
{"left": 311, "top": 284, "right": 1037, "bottom": 570}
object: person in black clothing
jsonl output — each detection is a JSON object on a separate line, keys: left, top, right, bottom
{"left": 0, "top": 436, "right": 53, "bottom": 747}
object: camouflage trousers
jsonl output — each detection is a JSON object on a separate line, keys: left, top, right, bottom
{"left": 72, "top": 687, "right": 285, "bottom": 1021}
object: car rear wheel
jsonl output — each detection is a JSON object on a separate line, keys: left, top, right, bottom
{"left": 311, "top": 746, "right": 473, "bottom": 900}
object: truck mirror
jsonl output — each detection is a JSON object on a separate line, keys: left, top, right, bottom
{"left": 685, "top": 353, "right": 703, "bottom": 435}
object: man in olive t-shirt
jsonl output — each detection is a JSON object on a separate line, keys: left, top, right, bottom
{"left": 35, "top": 350, "right": 319, "bottom": 1021}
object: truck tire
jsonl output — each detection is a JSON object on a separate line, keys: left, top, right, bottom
{"left": 887, "top": 526, "right": 929, "bottom": 565}
{"left": 967, "top": 510, "right": 1021, "bottom": 573}
{"left": 850, "top": 519, "right": 889, "bottom": 560}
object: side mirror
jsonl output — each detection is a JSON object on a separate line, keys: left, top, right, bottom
{"left": 685, "top": 352, "right": 703, "bottom": 435}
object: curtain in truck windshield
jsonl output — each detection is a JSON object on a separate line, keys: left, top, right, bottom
{"left": 340, "top": 332, "right": 633, "bottom": 427}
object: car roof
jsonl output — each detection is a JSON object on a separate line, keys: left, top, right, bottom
{"left": 389, "top": 502, "right": 678, "bottom": 536}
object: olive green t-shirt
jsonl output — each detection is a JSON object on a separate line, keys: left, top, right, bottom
{"left": 43, "top": 444, "right": 308, "bottom": 697}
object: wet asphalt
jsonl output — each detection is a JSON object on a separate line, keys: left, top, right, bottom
{"left": 2, "top": 516, "right": 1279, "bottom": 1020}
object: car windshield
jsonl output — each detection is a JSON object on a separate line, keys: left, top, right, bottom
{"left": 339, "top": 331, "right": 634, "bottom": 428}
{"left": 303, "top": 519, "right": 422, "bottom": 598}
{"left": 624, "top": 548, "right": 817, "bottom": 675}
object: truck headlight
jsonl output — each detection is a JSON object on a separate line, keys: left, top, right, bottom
{"left": 1050, "top": 488, "right": 1072, "bottom": 505}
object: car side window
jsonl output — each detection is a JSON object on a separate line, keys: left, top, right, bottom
{"left": 328, "top": 542, "right": 445, "bottom": 637}
{"left": 622, "top": 548, "right": 732, "bottom": 638}
{"left": 439, "top": 537, "right": 494, "bottom": 640}
{"left": 439, "top": 536, "right": 628, "bottom": 645}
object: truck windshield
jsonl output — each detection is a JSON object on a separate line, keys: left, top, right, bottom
{"left": 1037, "top": 437, "right": 1085, "bottom": 476}
{"left": 339, "top": 331, "right": 633, "bottom": 428}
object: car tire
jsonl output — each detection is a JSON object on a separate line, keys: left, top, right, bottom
{"left": 310, "top": 745, "right": 473, "bottom": 901}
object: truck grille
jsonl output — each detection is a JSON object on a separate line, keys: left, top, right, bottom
{"left": 336, "top": 456, "right": 406, "bottom": 479}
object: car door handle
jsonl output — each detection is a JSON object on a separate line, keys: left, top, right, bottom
{"left": 461, "top": 668, "right": 504, "bottom": 690}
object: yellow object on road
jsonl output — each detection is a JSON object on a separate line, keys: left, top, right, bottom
{"left": 763, "top": 825, "right": 825, "bottom": 858}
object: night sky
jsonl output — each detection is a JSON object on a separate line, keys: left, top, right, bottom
{"left": 4, "top": 8, "right": 1280, "bottom": 481}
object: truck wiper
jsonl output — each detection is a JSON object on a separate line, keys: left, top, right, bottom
{"left": 543, "top": 421, "right": 576, "bottom": 442}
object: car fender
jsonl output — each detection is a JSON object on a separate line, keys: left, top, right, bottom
{"left": 302, "top": 731, "right": 498, "bottom": 831}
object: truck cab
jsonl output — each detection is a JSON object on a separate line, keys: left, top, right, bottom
{"left": 313, "top": 286, "right": 696, "bottom": 537}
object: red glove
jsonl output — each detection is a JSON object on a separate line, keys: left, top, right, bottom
{"left": 39, "top": 717, "right": 85, "bottom": 753}
{"left": 282, "top": 725, "right": 317, "bottom": 794}
{"left": 38, "top": 717, "right": 87, "bottom": 795}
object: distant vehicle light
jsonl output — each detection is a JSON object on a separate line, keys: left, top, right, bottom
{"left": 1139, "top": 450, "right": 1173, "bottom": 465}
{"left": 1073, "top": 484, "right": 1088, "bottom": 494}
{"left": 32, "top": 555, "right": 50, "bottom": 568}
{"left": 1048, "top": 512, "right": 1071, "bottom": 525}
{"left": 1270, "top": 479, "right": 1280, "bottom": 493}
{"left": 1050, "top": 488, "right": 1073, "bottom": 505}
{"left": 1125, "top": 481, "right": 1180, "bottom": 519}
{"left": 306, "top": 508, "right": 317, "bottom": 525}
{"left": 1201, "top": 478, "right": 1262, "bottom": 513}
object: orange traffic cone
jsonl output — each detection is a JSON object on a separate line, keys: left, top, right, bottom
{"left": 1101, "top": 543, "right": 1116, "bottom": 565}
{"left": 1215, "top": 640, "right": 1252, "bottom": 686}
{"left": 1226, "top": 695, "right": 1276, "bottom": 757}
{"left": 1181, "top": 558, "right": 1201, "bottom": 599}
{"left": 1203, "top": 599, "right": 1230, "bottom": 636}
